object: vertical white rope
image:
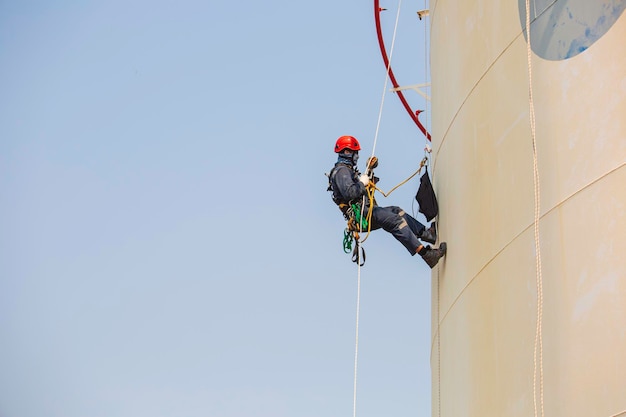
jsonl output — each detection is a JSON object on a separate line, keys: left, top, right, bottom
{"left": 353, "top": 6, "right": 402, "bottom": 415}
{"left": 370, "top": 0, "right": 403, "bottom": 161}
{"left": 428, "top": 2, "right": 439, "bottom": 415}
{"left": 436, "top": 268, "right": 442, "bottom": 417}
{"left": 352, "top": 263, "right": 362, "bottom": 417}
{"left": 525, "top": 2, "right": 545, "bottom": 417}
{"left": 423, "top": 0, "right": 430, "bottom": 149}
{"left": 424, "top": 3, "right": 440, "bottom": 417}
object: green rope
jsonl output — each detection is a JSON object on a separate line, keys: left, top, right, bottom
{"left": 343, "top": 229, "right": 353, "bottom": 253}
{"left": 342, "top": 203, "right": 367, "bottom": 256}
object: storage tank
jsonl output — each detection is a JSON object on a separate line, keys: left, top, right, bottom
{"left": 429, "top": 0, "right": 626, "bottom": 415}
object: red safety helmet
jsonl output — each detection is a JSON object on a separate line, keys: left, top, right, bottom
{"left": 334, "top": 135, "right": 361, "bottom": 153}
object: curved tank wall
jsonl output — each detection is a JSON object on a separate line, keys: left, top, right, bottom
{"left": 428, "top": 0, "right": 626, "bottom": 416}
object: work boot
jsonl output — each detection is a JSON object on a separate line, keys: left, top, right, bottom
{"left": 419, "top": 242, "right": 447, "bottom": 268}
{"left": 420, "top": 223, "right": 437, "bottom": 244}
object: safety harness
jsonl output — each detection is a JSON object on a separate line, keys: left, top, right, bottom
{"left": 326, "top": 160, "right": 378, "bottom": 266}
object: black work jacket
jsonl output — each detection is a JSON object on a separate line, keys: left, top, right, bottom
{"left": 329, "top": 163, "right": 368, "bottom": 207}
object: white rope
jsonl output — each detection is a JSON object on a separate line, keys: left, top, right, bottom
{"left": 524, "top": 2, "right": 545, "bottom": 417}
{"left": 423, "top": 0, "right": 430, "bottom": 149}
{"left": 352, "top": 264, "right": 362, "bottom": 417}
{"left": 370, "top": 0, "right": 403, "bottom": 161}
{"left": 425, "top": 4, "right": 440, "bottom": 416}
{"left": 352, "top": 5, "right": 403, "bottom": 417}
{"left": 436, "top": 267, "right": 442, "bottom": 417}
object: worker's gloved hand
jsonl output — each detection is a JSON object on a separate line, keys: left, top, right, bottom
{"left": 366, "top": 156, "right": 378, "bottom": 170}
{"left": 359, "top": 174, "right": 370, "bottom": 186}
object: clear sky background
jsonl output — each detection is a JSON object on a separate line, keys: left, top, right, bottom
{"left": 0, "top": 1, "right": 436, "bottom": 416}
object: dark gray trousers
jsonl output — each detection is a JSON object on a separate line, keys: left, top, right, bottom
{"left": 365, "top": 205, "right": 426, "bottom": 255}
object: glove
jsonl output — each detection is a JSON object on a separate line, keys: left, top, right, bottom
{"left": 366, "top": 156, "right": 378, "bottom": 170}
{"left": 359, "top": 174, "right": 370, "bottom": 186}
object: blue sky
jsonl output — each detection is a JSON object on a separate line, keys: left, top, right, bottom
{"left": 0, "top": 1, "right": 435, "bottom": 416}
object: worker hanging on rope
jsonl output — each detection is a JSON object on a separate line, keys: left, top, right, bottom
{"left": 327, "top": 135, "right": 447, "bottom": 268}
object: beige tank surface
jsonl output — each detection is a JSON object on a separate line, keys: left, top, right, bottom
{"left": 428, "top": 0, "right": 626, "bottom": 416}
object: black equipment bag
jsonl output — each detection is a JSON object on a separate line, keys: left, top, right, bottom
{"left": 415, "top": 170, "right": 439, "bottom": 221}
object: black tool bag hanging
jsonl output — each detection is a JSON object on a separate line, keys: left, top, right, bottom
{"left": 415, "top": 170, "right": 439, "bottom": 222}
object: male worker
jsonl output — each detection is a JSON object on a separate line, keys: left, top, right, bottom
{"left": 328, "top": 135, "right": 447, "bottom": 268}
